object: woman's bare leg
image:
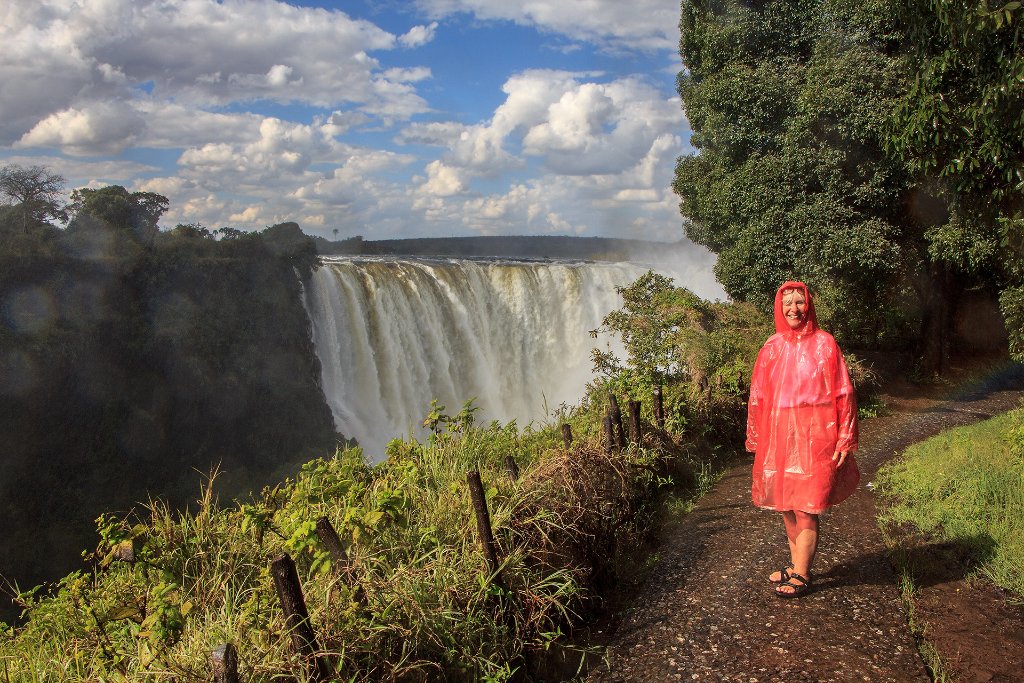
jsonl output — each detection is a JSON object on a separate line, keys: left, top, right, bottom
{"left": 769, "top": 511, "right": 799, "bottom": 582}
{"left": 777, "top": 510, "right": 818, "bottom": 595}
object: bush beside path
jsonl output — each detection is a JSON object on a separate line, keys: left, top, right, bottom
{"left": 588, "top": 361, "right": 1024, "bottom": 683}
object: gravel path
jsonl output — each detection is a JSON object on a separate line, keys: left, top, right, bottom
{"left": 587, "top": 363, "right": 1024, "bottom": 683}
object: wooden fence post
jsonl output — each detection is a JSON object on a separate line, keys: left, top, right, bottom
{"left": 654, "top": 384, "right": 665, "bottom": 430}
{"left": 270, "top": 553, "right": 330, "bottom": 681}
{"left": 315, "top": 516, "right": 348, "bottom": 569}
{"left": 211, "top": 643, "right": 239, "bottom": 683}
{"left": 504, "top": 455, "right": 520, "bottom": 481}
{"left": 603, "top": 414, "right": 615, "bottom": 454}
{"left": 608, "top": 393, "right": 626, "bottom": 449}
{"left": 315, "top": 516, "right": 364, "bottom": 604}
{"left": 466, "top": 470, "right": 505, "bottom": 589}
{"left": 561, "top": 423, "right": 573, "bottom": 448}
{"left": 627, "top": 400, "right": 642, "bottom": 446}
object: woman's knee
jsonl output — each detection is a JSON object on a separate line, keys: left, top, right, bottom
{"left": 793, "top": 510, "right": 819, "bottom": 531}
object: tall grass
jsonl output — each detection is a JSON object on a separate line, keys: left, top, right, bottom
{"left": 876, "top": 407, "right": 1024, "bottom": 598}
{"left": 0, "top": 401, "right": 688, "bottom": 681}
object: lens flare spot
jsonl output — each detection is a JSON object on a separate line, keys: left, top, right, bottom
{"left": 3, "top": 287, "right": 56, "bottom": 334}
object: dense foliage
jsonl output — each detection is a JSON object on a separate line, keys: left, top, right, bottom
{"left": 0, "top": 175, "right": 338, "bottom": 604}
{"left": 675, "top": 0, "right": 914, "bottom": 345}
{"left": 0, "top": 395, "right": 696, "bottom": 681}
{"left": 591, "top": 271, "right": 770, "bottom": 437}
{"left": 674, "top": 0, "right": 1022, "bottom": 368}
{"left": 888, "top": 0, "right": 1024, "bottom": 362}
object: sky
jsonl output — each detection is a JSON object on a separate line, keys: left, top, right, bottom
{"left": 0, "top": 0, "right": 695, "bottom": 242}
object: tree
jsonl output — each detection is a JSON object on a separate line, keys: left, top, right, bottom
{"left": 170, "top": 223, "right": 213, "bottom": 240}
{"left": 67, "top": 186, "right": 169, "bottom": 247}
{"left": 675, "top": 0, "right": 915, "bottom": 347}
{"left": 673, "top": 0, "right": 1017, "bottom": 371}
{"left": 591, "top": 270, "right": 769, "bottom": 431}
{"left": 215, "top": 227, "right": 245, "bottom": 240}
{"left": 888, "top": 0, "right": 1024, "bottom": 362}
{"left": 591, "top": 271, "right": 702, "bottom": 387}
{"left": 0, "top": 164, "right": 67, "bottom": 234}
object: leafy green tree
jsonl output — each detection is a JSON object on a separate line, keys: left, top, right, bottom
{"left": 67, "top": 185, "right": 169, "bottom": 247}
{"left": 890, "top": 0, "right": 1023, "bottom": 205}
{"left": 0, "top": 164, "right": 67, "bottom": 234}
{"left": 216, "top": 226, "right": 245, "bottom": 240}
{"left": 591, "top": 271, "right": 700, "bottom": 387}
{"left": 674, "top": 0, "right": 1020, "bottom": 371}
{"left": 888, "top": 0, "right": 1024, "bottom": 361}
{"left": 591, "top": 271, "right": 769, "bottom": 430}
{"left": 169, "top": 223, "right": 214, "bottom": 240}
{"left": 674, "top": 0, "right": 915, "bottom": 349}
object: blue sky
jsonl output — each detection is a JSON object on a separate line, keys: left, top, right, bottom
{"left": 1, "top": 0, "right": 695, "bottom": 241}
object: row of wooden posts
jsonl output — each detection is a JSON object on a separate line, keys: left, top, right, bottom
{"left": 209, "top": 386, "right": 667, "bottom": 681}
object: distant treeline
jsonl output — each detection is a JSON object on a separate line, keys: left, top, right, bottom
{"left": 315, "top": 233, "right": 694, "bottom": 262}
{"left": 0, "top": 194, "right": 339, "bottom": 609}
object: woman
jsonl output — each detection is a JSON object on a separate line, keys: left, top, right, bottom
{"left": 746, "top": 281, "right": 860, "bottom": 598}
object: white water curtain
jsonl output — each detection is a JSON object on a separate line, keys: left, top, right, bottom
{"left": 305, "top": 256, "right": 713, "bottom": 459}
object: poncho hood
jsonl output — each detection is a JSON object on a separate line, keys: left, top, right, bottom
{"left": 773, "top": 280, "right": 817, "bottom": 336}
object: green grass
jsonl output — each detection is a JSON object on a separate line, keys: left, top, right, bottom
{"left": 888, "top": 565, "right": 954, "bottom": 682}
{"left": 0, "top": 400, "right": 686, "bottom": 681}
{"left": 876, "top": 407, "right": 1024, "bottom": 599}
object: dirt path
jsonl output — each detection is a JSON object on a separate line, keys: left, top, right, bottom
{"left": 587, "top": 362, "right": 1024, "bottom": 683}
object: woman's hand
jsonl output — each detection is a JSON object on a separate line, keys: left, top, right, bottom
{"left": 832, "top": 450, "right": 849, "bottom": 468}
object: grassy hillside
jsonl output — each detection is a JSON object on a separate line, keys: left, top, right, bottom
{"left": 877, "top": 408, "right": 1024, "bottom": 597}
{"left": 0, "top": 395, "right": 721, "bottom": 681}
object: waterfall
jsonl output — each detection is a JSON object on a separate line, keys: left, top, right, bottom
{"left": 305, "top": 256, "right": 720, "bottom": 459}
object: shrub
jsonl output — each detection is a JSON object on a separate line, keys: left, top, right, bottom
{"left": 0, "top": 401, "right": 693, "bottom": 681}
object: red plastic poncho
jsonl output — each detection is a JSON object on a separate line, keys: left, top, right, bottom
{"left": 746, "top": 281, "right": 860, "bottom": 513}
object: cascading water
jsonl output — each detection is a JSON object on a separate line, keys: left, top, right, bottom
{"left": 305, "top": 256, "right": 719, "bottom": 459}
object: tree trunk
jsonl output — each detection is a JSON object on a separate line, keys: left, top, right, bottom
{"left": 653, "top": 385, "right": 665, "bottom": 430}
{"left": 918, "top": 261, "right": 957, "bottom": 376}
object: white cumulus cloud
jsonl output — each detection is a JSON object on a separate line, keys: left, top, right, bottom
{"left": 1, "top": 0, "right": 697, "bottom": 245}
{"left": 399, "top": 22, "right": 439, "bottom": 48}
{"left": 415, "top": 0, "right": 679, "bottom": 51}
{"left": 420, "top": 160, "right": 467, "bottom": 197}
{"left": 0, "top": 0, "right": 431, "bottom": 148}
{"left": 18, "top": 101, "right": 146, "bottom": 156}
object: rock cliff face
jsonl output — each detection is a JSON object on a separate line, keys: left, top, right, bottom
{"left": 0, "top": 240, "right": 338, "bottom": 605}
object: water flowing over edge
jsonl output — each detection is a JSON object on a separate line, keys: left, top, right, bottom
{"left": 304, "top": 255, "right": 722, "bottom": 459}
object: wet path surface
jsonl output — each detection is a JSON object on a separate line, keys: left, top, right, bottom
{"left": 588, "top": 364, "right": 1024, "bottom": 683}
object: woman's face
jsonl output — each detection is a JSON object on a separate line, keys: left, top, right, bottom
{"left": 782, "top": 289, "right": 807, "bottom": 329}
